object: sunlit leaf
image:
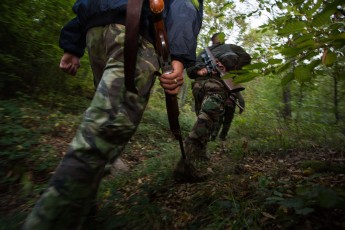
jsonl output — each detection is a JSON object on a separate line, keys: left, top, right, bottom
{"left": 295, "top": 39, "right": 316, "bottom": 49}
{"left": 268, "top": 58, "right": 283, "bottom": 65}
{"left": 231, "top": 72, "right": 260, "bottom": 83}
{"left": 294, "top": 34, "right": 314, "bottom": 45}
{"left": 191, "top": 0, "right": 200, "bottom": 9}
{"left": 300, "top": 50, "right": 320, "bottom": 62}
{"left": 278, "top": 21, "right": 307, "bottom": 36}
{"left": 311, "top": 9, "right": 334, "bottom": 27}
{"left": 323, "top": 52, "right": 337, "bottom": 67}
{"left": 306, "top": 59, "right": 321, "bottom": 71}
{"left": 305, "top": 0, "right": 322, "bottom": 18}
{"left": 281, "top": 47, "right": 301, "bottom": 57}
{"left": 242, "top": 62, "right": 268, "bottom": 70}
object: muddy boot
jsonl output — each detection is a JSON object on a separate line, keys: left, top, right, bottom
{"left": 173, "top": 158, "right": 207, "bottom": 183}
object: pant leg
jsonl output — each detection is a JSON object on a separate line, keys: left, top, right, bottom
{"left": 210, "top": 111, "right": 224, "bottom": 140}
{"left": 185, "top": 78, "right": 227, "bottom": 160}
{"left": 22, "top": 24, "right": 159, "bottom": 230}
{"left": 219, "top": 104, "right": 235, "bottom": 139}
{"left": 191, "top": 80, "right": 204, "bottom": 116}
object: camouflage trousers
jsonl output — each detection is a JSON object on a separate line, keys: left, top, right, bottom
{"left": 211, "top": 101, "right": 236, "bottom": 140}
{"left": 22, "top": 24, "right": 159, "bottom": 230}
{"left": 185, "top": 77, "right": 228, "bottom": 161}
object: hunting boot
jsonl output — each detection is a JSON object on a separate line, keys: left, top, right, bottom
{"left": 173, "top": 138, "right": 208, "bottom": 183}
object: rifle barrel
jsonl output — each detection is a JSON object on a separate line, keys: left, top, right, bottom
{"left": 150, "top": 0, "right": 185, "bottom": 157}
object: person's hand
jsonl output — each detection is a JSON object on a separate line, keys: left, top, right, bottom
{"left": 159, "top": 60, "right": 184, "bottom": 95}
{"left": 59, "top": 52, "right": 80, "bottom": 76}
{"left": 196, "top": 67, "right": 208, "bottom": 76}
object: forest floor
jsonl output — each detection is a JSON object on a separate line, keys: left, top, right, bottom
{"left": 1, "top": 112, "right": 345, "bottom": 230}
{"left": 80, "top": 138, "right": 345, "bottom": 229}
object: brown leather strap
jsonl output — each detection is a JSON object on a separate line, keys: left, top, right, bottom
{"left": 124, "top": 0, "right": 144, "bottom": 94}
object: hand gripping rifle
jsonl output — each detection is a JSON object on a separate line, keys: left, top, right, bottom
{"left": 150, "top": 0, "right": 186, "bottom": 159}
{"left": 201, "top": 43, "right": 245, "bottom": 93}
{"left": 201, "top": 43, "right": 245, "bottom": 111}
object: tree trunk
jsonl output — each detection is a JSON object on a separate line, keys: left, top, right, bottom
{"left": 333, "top": 73, "right": 339, "bottom": 123}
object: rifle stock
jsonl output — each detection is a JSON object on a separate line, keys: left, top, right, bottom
{"left": 150, "top": 0, "right": 186, "bottom": 158}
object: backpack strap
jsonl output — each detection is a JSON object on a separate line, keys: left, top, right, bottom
{"left": 124, "top": 0, "right": 144, "bottom": 94}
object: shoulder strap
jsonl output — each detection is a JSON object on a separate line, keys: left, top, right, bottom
{"left": 124, "top": 0, "right": 144, "bottom": 94}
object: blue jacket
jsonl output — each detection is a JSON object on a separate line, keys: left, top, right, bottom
{"left": 59, "top": 0, "right": 203, "bottom": 68}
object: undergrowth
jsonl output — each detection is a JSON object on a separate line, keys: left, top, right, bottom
{"left": 0, "top": 91, "right": 344, "bottom": 229}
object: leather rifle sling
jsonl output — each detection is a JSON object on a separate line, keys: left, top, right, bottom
{"left": 124, "top": 0, "right": 144, "bottom": 94}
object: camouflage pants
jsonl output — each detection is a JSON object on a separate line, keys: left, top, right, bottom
{"left": 211, "top": 102, "right": 236, "bottom": 140}
{"left": 185, "top": 78, "right": 228, "bottom": 160}
{"left": 22, "top": 24, "right": 159, "bottom": 230}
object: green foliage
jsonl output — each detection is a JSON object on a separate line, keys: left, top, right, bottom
{"left": 0, "top": 93, "right": 85, "bottom": 198}
{"left": 0, "top": 213, "right": 27, "bottom": 230}
{"left": 1, "top": 1, "right": 345, "bottom": 228}
{"left": 265, "top": 185, "right": 345, "bottom": 226}
{"left": 266, "top": 0, "right": 344, "bottom": 84}
{"left": 299, "top": 160, "right": 345, "bottom": 174}
{"left": 198, "top": 0, "right": 239, "bottom": 47}
{"left": 0, "top": 97, "right": 41, "bottom": 187}
{"left": 0, "top": 0, "right": 93, "bottom": 99}
{"left": 294, "top": 65, "right": 312, "bottom": 84}
{"left": 277, "top": 21, "right": 307, "bottom": 36}
{"left": 229, "top": 0, "right": 345, "bottom": 89}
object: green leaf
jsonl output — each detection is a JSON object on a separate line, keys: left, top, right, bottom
{"left": 331, "top": 40, "right": 345, "bottom": 49}
{"left": 305, "top": 0, "right": 322, "bottom": 18}
{"left": 306, "top": 59, "right": 321, "bottom": 71}
{"left": 191, "top": 0, "right": 199, "bottom": 9}
{"left": 294, "top": 34, "right": 314, "bottom": 45}
{"left": 300, "top": 50, "right": 320, "bottom": 62}
{"left": 295, "top": 207, "right": 315, "bottom": 215}
{"left": 294, "top": 66, "right": 312, "bottom": 83}
{"left": 331, "top": 32, "right": 345, "bottom": 41}
{"left": 231, "top": 72, "right": 260, "bottom": 83}
{"left": 281, "top": 72, "right": 294, "bottom": 86}
{"left": 276, "top": 60, "right": 293, "bottom": 74}
{"left": 20, "top": 172, "right": 33, "bottom": 197}
{"left": 311, "top": 9, "right": 334, "bottom": 27}
{"left": 276, "top": 1, "right": 283, "bottom": 10}
{"left": 316, "top": 187, "right": 339, "bottom": 208}
{"left": 295, "top": 39, "right": 316, "bottom": 50}
{"left": 323, "top": 52, "right": 337, "bottom": 67}
{"left": 268, "top": 58, "right": 283, "bottom": 65}
{"left": 281, "top": 47, "right": 301, "bottom": 57}
{"left": 280, "top": 197, "right": 304, "bottom": 208}
{"left": 278, "top": 21, "right": 307, "bottom": 36}
{"left": 242, "top": 62, "right": 268, "bottom": 70}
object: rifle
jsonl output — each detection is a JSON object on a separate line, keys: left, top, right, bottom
{"left": 229, "top": 93, "right": 245, "bottom": 112}
{"left": 201, "top": 44, "right": 245, "bottom": 94}
{"left": 150, "top": 0, "right": 186, "bottom": 159}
